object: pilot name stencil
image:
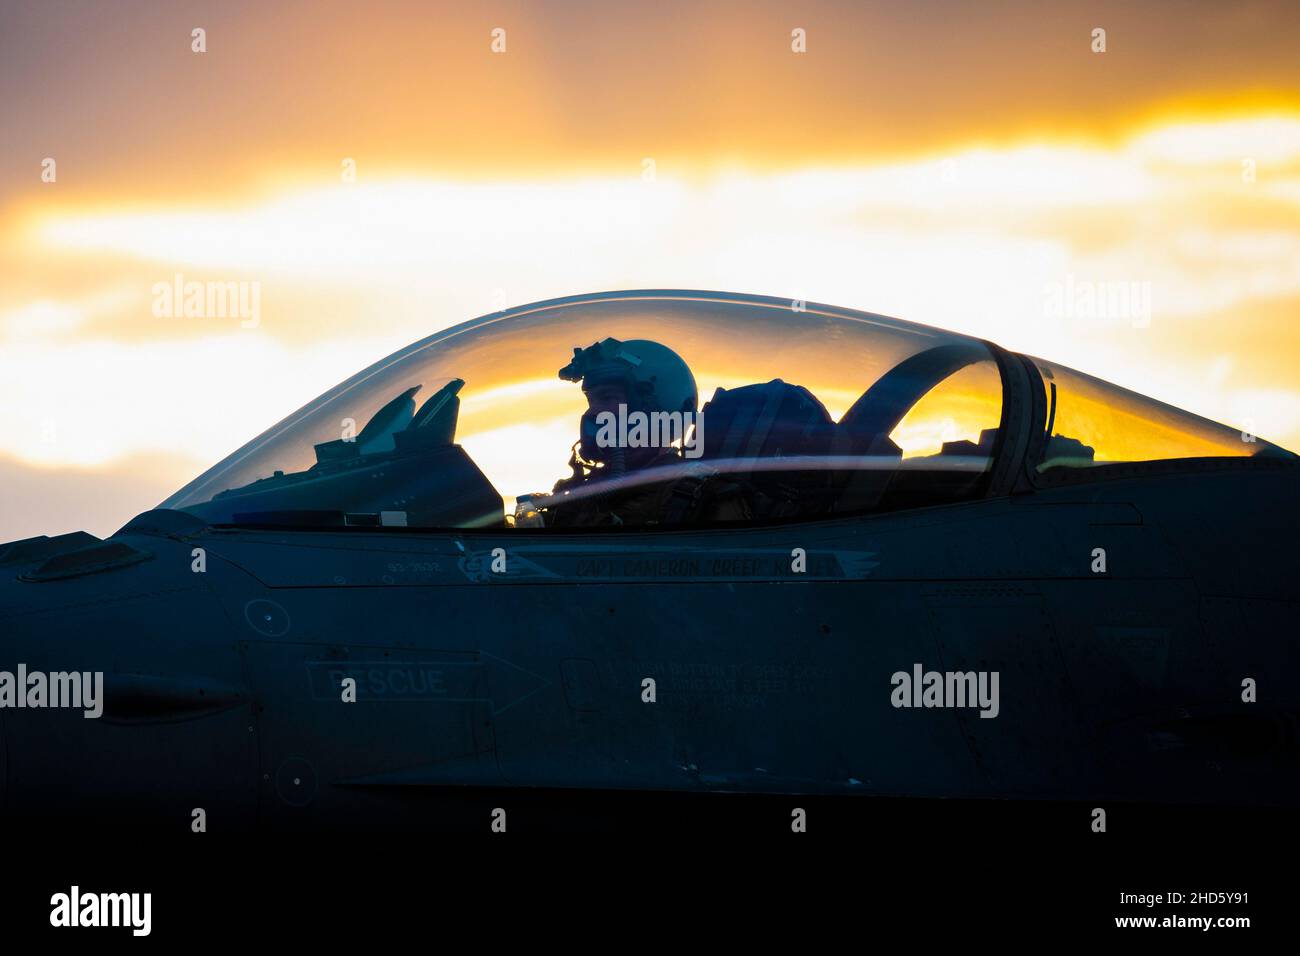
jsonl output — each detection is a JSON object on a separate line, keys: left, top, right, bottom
{"left": 575, "top": 551, "right": 852, "bottom": 579}
{"left": 468, "top": 548, "right": 872, "bottom": 581}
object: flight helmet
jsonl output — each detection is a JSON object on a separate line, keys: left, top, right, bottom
{"left": 559, "top": 337, "right": 697, "bottom": 474}
{"left": 558, "top": 337, "right": 697, "bottom": 416}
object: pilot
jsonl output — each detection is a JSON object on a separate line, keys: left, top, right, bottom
{"left": 543, "top": 337, "right": 698, "bottom": 527}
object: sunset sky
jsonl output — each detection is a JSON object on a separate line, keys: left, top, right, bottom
{"left": 2, "top": 0, "right": 1299, "bottom": 540}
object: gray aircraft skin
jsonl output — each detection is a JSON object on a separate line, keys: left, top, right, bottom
{"left": 0, "top": 289, "right": 1296, "bottom": 830}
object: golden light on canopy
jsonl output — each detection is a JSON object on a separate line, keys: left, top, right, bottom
{"left": 3, "top": 0, "right": 1300, "bottom": 539}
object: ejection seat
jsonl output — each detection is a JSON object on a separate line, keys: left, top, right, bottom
{"left": 663, "top": 379, "right": 838, "bottom": 523}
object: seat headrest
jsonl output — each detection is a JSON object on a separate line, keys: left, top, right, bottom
{"left": 698, "top": 379, "right": 834, "bottom": 461}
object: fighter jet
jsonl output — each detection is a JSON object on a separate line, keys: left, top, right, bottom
{"left": 1, "top": 290, "right": 1295, "bottom": 831}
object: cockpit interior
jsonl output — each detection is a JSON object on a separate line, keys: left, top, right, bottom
{"left": 161, "top": 292, "right": 1289, "bottom": 531}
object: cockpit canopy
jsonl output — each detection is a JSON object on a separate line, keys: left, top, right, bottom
{"left": 160, "top": 291, "right": 1287, "bottom": 530}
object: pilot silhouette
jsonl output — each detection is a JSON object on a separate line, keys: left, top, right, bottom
{"left": 544, "top": 337, "right": 698, "bottom": 527}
